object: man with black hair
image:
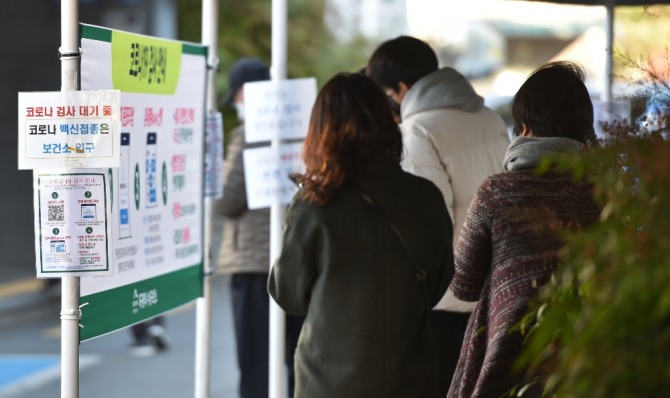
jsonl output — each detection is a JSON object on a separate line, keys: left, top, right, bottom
{"left": 216, "top": 57, "right": 303, "bottom": 398}
{"left": 367, "top": 36, "right": 510, "bottom": 396}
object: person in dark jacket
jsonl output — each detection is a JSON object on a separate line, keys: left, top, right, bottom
{"left": 216, "top": 57, "right": 303, "bottom": 398}
{"left": 447, "top": 61, "right": 602, "bottom": 398}
{"left": 367, "top": 37, "right": 509, "bottom": 395}
{"left": 268, "top": 72, "right": 454, "bottom": 398}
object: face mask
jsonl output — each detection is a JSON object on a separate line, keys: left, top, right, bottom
{"left": 387, "top": 96, "right": 402, "bottom": 123}
{"left": 234, "top": 102, "right": 245, "bottom": 121}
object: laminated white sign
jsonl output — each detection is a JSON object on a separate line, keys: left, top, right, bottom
{"left": 244, "top": 78, "right": 317, "bottom": 143}
{"left": 243, "top": 142, "right": 305, "bottom": 209}
{"left": 18, "top": 90, "right": 121, "bottom": 169}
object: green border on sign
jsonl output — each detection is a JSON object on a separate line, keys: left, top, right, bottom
{"left": 80, "top": 24, "right": 208, "bottom": 58}
{"left": 37, "top": 173, "right": 110, "bottom": 274}
{"left": 80, "top": 264, "right": 203, "bottom": 341}
{"left": 80, "top": 24, "right": 112, "bottom": 42}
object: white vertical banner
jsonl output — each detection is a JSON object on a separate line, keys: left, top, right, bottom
{"left": 78, "top": 24, "right": 207, "bottom": 341}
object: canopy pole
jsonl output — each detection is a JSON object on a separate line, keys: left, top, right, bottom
{"left": 60, "top": 1, "right": 81, "bottom": 397}
{"left": 195, "top": 0, "right": 219, "bottom": 397}
{"left": 604, "top": 0, "right": 615, "bottom": 102}
{"left": 269, "top": 1, "right": 288, "bottom": 398}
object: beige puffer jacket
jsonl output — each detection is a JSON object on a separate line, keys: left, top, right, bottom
{"left": 400, "top": 67, "right": 510, "bottom": 312}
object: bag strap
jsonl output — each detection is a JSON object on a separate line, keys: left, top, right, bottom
{"left": 353, "top": 186, "right": 430, "bottom": 310}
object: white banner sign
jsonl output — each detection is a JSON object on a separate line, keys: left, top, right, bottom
{"left": 18, "top": 90, "right": 121, "bottom": 169}
{"left": 244, "top": 78, "right": 317, "bottom": 143}
{"left": 78, "top": 24, "right": 206, "bottom": 340}
{"left": 34, "top": 170, "right": 112, "bottom": 277}
{"left": 243, "top": 142, "right": 305, "bottom": 209}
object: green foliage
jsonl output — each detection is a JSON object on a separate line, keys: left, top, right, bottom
{"left": 177, "top": 0, "right": 372, "bottom": 97}
{"left": 176, "top": 0, "right": 374, "bottom": 145}
{"left": 517, "top": 132, "right": 670, "bottom": 397}
{"left": 616, "top": 6, "right": 670, "bottom": 74}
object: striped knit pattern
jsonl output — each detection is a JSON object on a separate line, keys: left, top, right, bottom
{"left": 447, "top": 170, "right": 601, "bottom": 398}
{"left": 216, "top": 124, "right": 271, "bottom": 274}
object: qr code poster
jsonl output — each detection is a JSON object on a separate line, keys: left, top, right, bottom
{"left": 33, "top": 170, "right": 113, "bottom": 277}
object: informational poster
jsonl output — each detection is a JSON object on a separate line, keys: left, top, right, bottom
{"left": 593, "top": 100, "right": 631, "bottom": 141}
{"left": 244, "top": 78, "right": 317, "bottom": 143}
{"left": 243, "top": 142, "right": 305, "bottom": 209}
{"left": 78, "top": 24, "right": 207, "bottom": 340}
{"left": 17, "top": 90, "right": 121, "bottom": 170}
{"left": 33, "top": 171, "right": 112, "bottom": 277}
{"left": 204, "top": 112, "right": 224, "bottom": 198}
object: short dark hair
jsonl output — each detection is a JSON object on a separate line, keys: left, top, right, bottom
{"left": 367, "top": 36, "right": 438, "bottom": 91}
{"left": 511, "top": 61, "right": 596, "bottom": 144}
{"left": 294, "top": 73, "right": 403, "bottom": 206}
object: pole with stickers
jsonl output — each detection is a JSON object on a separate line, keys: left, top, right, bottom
{"left": 60, "top": 2, "right": 80, "bottom": 395}
{"left": 196, "top": 0, "right": 223, "bottom": 396}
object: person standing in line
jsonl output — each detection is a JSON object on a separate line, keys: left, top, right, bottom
{"left": 216, "top": 57, "right": 303, "bottom": 398}
{"left": 366, "top": 35, "right": 510, "bottom": 395}
{"left": 268, "top": 72, "right": 454, "bottom": 398}
{"left": 447, "top": 61, "right": 601, "bottom": 398}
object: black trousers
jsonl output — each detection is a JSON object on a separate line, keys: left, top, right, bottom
{"left": 231, "top": 273, "right": 304, "bottom": 398}
{"left": 130, "top": 315, "right": 165, "bottom": 344}
{"left": 430, "top": 310, "right": 471, "bottom": 397}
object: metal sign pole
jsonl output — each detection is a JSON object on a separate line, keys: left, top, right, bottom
{"left": 60, "top": 1, "right": 81, "bottom": 396}
{"left": 269, "top": 1, "right": 288, "bottom": 397}
{"left": 61, "top": 276, "right": 80, "bottom": 398}
{"left": 195, "top": 0, "right": 219, "bottom": 397}
{"left": 603, "top": 0, "right": 615, "bottom": 103}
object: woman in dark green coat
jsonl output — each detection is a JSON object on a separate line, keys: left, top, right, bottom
{"left": 268, "top": 73, "right": 454, "bottom": 398}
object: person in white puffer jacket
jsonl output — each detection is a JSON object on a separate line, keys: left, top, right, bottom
{"left": 367, "top": 35, "right": 510, "bottom": 397}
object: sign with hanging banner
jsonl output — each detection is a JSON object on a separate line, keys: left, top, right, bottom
{"left": 78, "top": 24, "right": 207, "bottom": 341}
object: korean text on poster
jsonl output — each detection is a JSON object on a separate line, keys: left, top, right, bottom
{"left": 34, "top": 170, "right": 112, "bottom": 277}
{"left": 243, "top": 142, "right": 305, "bottom": 209}
{"left": 244, "top": 78, "right": 317, "bottom": 143}
{"left": 18, "top": 90, "right": 121, "bottom": 169}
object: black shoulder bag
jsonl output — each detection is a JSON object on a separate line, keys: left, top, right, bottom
{"left": 353, "top": 186, "right": 431, "bottom": 311}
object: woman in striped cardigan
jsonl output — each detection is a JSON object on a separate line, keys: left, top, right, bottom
{"left": 447, "top": 61, "right": 602, "bottom": 398}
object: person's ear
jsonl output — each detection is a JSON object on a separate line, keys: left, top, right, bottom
{"left": 397, "top": 81, "right": 410, "bottom": 102}
{"left": 521, "top": 124, "right": 533, "bottom": 137}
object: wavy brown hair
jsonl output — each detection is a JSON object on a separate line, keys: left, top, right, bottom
{"left": 292, "top": 73, "right": 403, "bottom": 206}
